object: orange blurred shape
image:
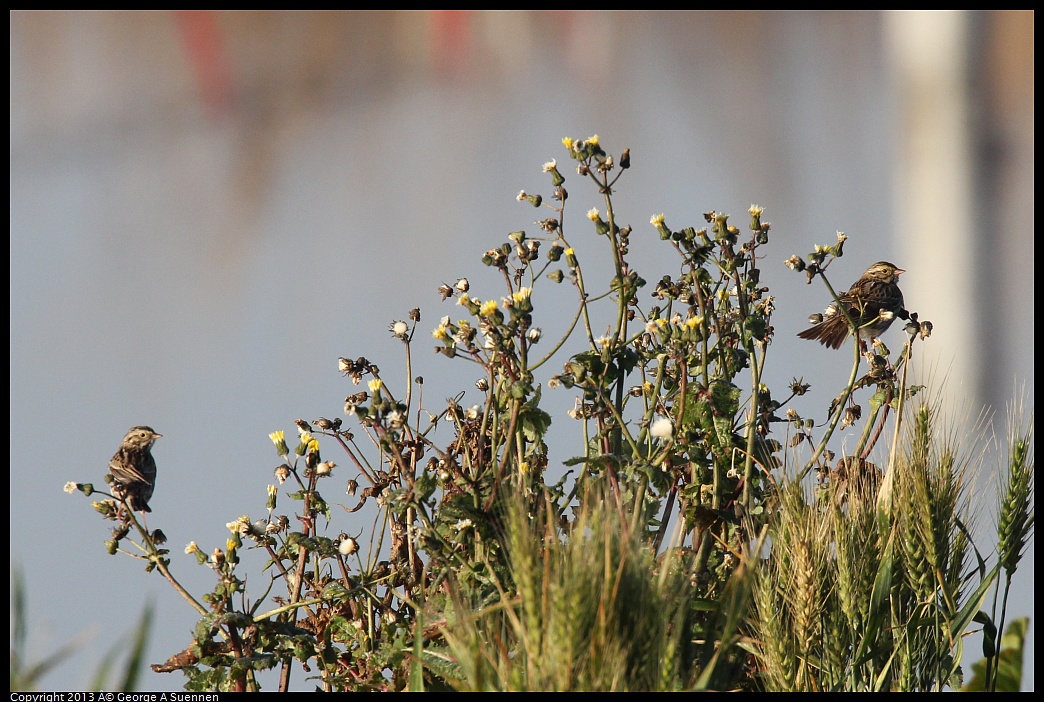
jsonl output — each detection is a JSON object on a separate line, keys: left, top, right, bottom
{"left": 174, "top": 10, "right": 234, "bottom": 118}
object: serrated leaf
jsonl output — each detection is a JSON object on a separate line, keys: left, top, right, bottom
{"left": 520, "top": 406, "right": 552, "bottom": 444}
{"left": 415, "top": 472, "right": 437, "bottom": 503}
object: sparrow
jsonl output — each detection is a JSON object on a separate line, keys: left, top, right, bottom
{"left": 108, "top": 425, "right": 162, "bottom": 513}
{"left": 798, "top": 261, "right": 906, "bottom": 349}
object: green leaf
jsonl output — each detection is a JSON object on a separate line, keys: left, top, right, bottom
{"left": 963, "top": 617, "right": 1028, "bottom": 691}
{"left": 520, "top": 402, "right": 552, "bottom": 445}
{"left": 709, "top": 379, "right": 741, "bottom": 417}
{"left": 415, "top": 471, "right": 437, "bottom": 503}
{"left": 868, "top": 387, "right": 889, "bottom": 411}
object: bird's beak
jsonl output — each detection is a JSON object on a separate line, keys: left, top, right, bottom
{"left": 896, "top": 268, "right": 906, "bottom": 276}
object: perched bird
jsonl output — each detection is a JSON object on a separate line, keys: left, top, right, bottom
{"left": 108, "top": 426, "right": 162, "bottom": 513}
{"left": 798, "top": 261, "right": 906, "bottom": 350}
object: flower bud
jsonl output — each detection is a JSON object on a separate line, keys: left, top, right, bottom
{"left": 650, "top": 213, "right": 671, "bottom": 240}
{"left": 338, "top": 536, "right": 359, "bottom": 556}
{"left": 538, "top": 218, "right": 560, "bottom": 235}
{"left": 269, "top": 431, "right": 289, "bottom": 457}
{"left": 748, "top": 204, "right": 763, "bottom": 231}
{"left": 543, "top": 159, "right": 565, "bottom": 186}
{"left": 517, "top": 191, "right": 542, "bottom": 207}
{"left": 587, "top": 208, "right": 609, "bottom": 235}
{"left": 511, "top": 287, "right": 533, "bottom": 314}
{"left": 93, "top": 499, "right": 118, "bottom": 518}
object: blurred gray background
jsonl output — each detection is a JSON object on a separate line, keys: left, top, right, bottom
{"left": 10, "top": 10, "right": 1033, "bottom": 692}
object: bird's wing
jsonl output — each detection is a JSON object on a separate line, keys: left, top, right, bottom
{"left": 109, "top": 455, "right": 151, "bottom": 483}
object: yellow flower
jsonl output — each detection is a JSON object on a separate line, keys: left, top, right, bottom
{"left": 562, "top": 136, "right": 574, "bottom": 150}
{"left": 564, "top": 247, "right": 578, "bottom": 268}
{"left": 587, "top": 208, "right": 600, "bottom": 221}
{"left": 308, "top": 438, "right": 320, "bottom": 453}
{"left": 433, "top": 324, "right": 450, "bottom": 342}
{"left": 650, "top": 213, "right": 665, "bottom": 226}
{"left": 227, "top": 516, "right": 251, "bottom": 534}
{"left": 368, "top": 378, "right": 383, "bottom": 393}
{"left": 512, "top": 287, "right": 531, "bottom": 303}
{"left": 479, "top": 299, "right": 499, "bottom": 317}
{"left": 269, "top": 430, "right": 289, "bottom": 457}
{"left": 586, "top": 134, "right": 599, "bottom": 146}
